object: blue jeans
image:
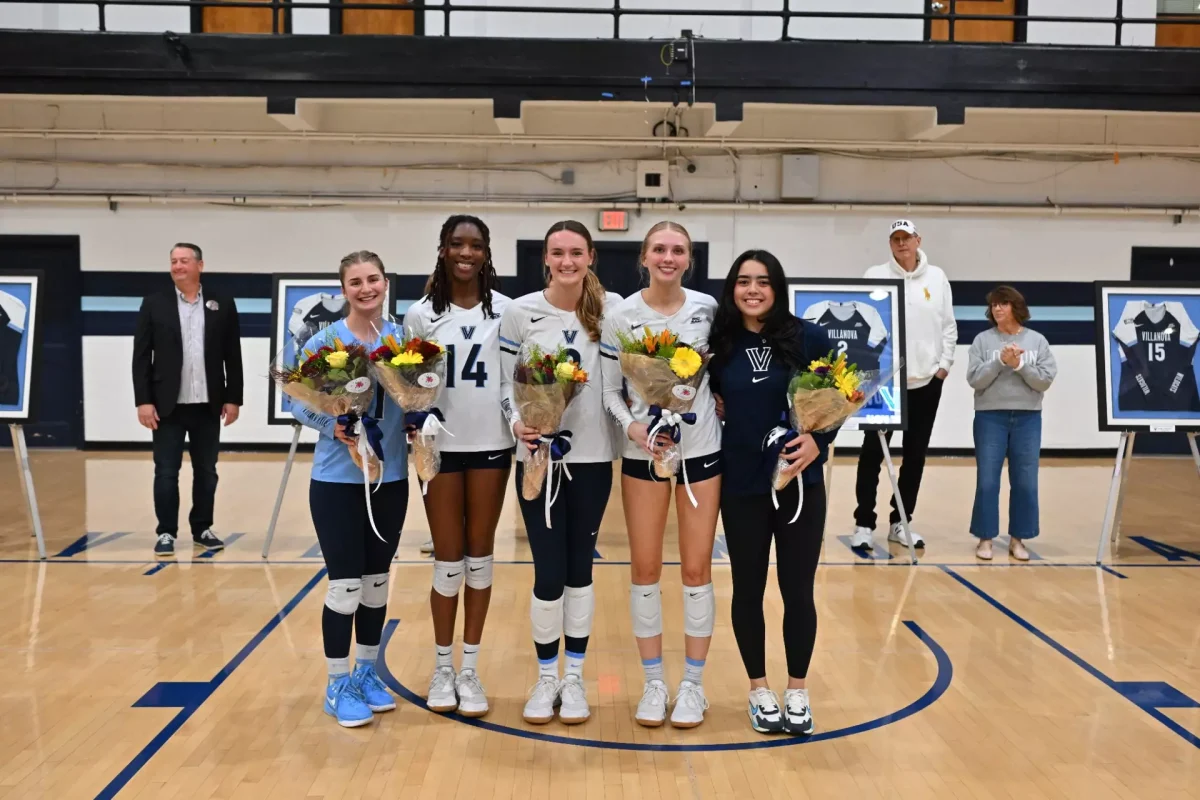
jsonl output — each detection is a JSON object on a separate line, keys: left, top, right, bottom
{"left": 970, "top": 410, "right": 1042, "bottom": 541}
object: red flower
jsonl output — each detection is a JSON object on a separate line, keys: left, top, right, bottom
{"left": 416, "top": 340, "right": 442, "bottom": 358}
{"left": 369, "top": 345, "right": 392, "bottom": 362}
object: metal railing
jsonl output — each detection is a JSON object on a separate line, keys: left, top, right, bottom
{"left": 0, "top": 0, "right": 1198, "bottom": 43}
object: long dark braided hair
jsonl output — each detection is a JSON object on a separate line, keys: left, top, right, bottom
{"left": 424, "top": 214, "right": 502, "bottom": 317}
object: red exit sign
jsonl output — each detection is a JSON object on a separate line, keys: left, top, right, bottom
{"left": 598, "top": 209, "right": 629, "bottom": 231}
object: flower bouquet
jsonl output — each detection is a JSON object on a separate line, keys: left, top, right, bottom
{"left": 767, "top": 350, "right": 901, "bottom": 521}
{"left": 512, "top": 343, "right": 588, "bottom": 523}
{"left": 369, "top": 332, "right": 449, "bottom": 489}
{"left": 270, "top": 337, "right": 384, "bottom": 482}
{"left": 613, "top": 326, "right": 710, "bottom": 499}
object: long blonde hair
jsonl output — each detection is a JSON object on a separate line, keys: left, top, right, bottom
{"left": 639, "top": 221, "right": 693, "bottom": 283}
{"left": 543, "top": 220, "right": 606, "bottom": 342}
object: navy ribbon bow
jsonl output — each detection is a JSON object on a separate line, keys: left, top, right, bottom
{"left": 765, "top": 427, "right": 802, "bottom": 461}
{"left": 540, "top": 430, "right": 573, "bottom": 461}
{"left": 338, "top": 412, "right": 386, "bottom": 463}
{"left": 404, "top": 407, "right": 445, "bottom": 432}
{"left": 648, "top": 404, "right": 697, "bottom": 444}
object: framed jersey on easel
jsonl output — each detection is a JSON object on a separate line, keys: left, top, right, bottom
{"left": 786, "top": 278, "right": 908, "bottom": 433}
{"left": 1095, "top": 281, "right": 1200, "bottom": 433}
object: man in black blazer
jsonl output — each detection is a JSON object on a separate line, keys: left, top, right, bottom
{"left": 132, "top": 243, "right": 244, "bottom": 557}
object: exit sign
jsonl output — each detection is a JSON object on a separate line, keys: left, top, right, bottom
{"left": 598, "top": 210, "right": 629, "bottom": 231}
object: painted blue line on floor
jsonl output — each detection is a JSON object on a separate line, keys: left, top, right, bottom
{"left": 593, "top": 548, "right": 602, "bottom": 559}
{"left": 375, "top": 617, "right": 952, "bottom": 751}
{"left": 94, "top": 567, "right": 327, "bottom": 800}
{"left": 838, "top": 535, "right": 893, "bottom": 561}
{"left": 302, "top": 541, "right": 323, "bottom": 558}
{"left": 196, "top": 533, "right": 245, "bottom": 559}
{"left": 1099, "top": 565, "right": 1129, "bottom": 580}
{"left": 1129, "top": 536, "right": 1200, "bottom": 563}
{"left": 54, "top": 531, "right": 130, "bottom": 558}
{"left": 2, "top": 558, "right": 1199, "bottom": 569}
{"left": 940, "top": 566, "right": 1200, "bottom": 750}
{"left": 711, "top": 535, "right": 728, "bottom": 560}
{"left": 143, "top": 562, "right": 171, "bottom": 576}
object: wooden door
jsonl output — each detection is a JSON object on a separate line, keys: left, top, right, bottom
{"left": 1156, "top": 16, "right": 1200, "bottom": 48}
{"left": 200, "top": 0, "right": 286, "bottom": 33}
{"left": 339, "top": 0, "right": 416, "bottom": 35}
{"left": 929, "top": 0, "right": 1016, "bottom": 43}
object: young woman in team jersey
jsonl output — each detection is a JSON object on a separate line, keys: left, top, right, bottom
{"left": 499, "top": 220, "right": 622, "bottom": 726}
{"left": 709, "top": 250, "right": 837, "bottom": 737}
{"left": 292, "top": 251, "right": 409, "bottom": 729}
{"left": 600, "top": 221, "right": 722, "bottom": 729}
{"left": 404, "top": 215, "right": 513, "bottom": 718}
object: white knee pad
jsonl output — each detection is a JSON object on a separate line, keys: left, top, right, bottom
{"left": 325, "top": 577, "right": 362, "bottom": 616}
{"left": 530, "top": 592, "right": 564, "bottom": 645}
{"left": 563, "top": 584, "right": 595, "bottom": 640}
{"left": 630, "top": 582, "right": 663, "bottom": 639}
{"left": 361, "top": 572, "right": 389, "bottom": 609}
{"left": 683, "top": 582, "right": 715, "bottom": 638}
{"left": 464, "top": 555, "right": 494, "bottom": 591}
{"left": 433, "top": 559, "right": 465, "bottom": 598}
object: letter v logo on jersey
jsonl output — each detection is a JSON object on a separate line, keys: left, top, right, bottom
{"left": 460, "top": 325, "right": 476, "bottom": 340}
{"left": 563, "top": 330, "right": 578, "bottom": 344}
{"left": 746, "top": 346, "right": 772, "bottom": 373}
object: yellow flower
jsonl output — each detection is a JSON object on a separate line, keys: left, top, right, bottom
{"left": 325, "top": 351, "right": 349, "bottom": 369}
{"left": 391, "top": 352, "right": 424, "bottom": 366}
{"left": 555, "top": 361, "right": 577, "bottom": 381}
{"left": 670, "top": 346, "right": 702, "bottom": 379}
{"left": 834, "top": 371, "right": 860, "bottom": 398}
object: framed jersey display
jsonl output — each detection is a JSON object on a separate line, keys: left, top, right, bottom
{"left": 0, "top": 270, "right": 42, "bottom": 423}
{"left": 268, "top": 273, "right": 397, "bottom": 425}
{"left": 1095, "top": 281, "right": 1200, "bottom": 432}
{"left": 787, "top": 278, "right": 907, "bottom": 432}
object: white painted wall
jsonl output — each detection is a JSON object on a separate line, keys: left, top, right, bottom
{"left": 3, "top": 202, "right": 1193, "bottom": 449}
{"left": 0, "top": 0, "right": 1162, "bottom": 44}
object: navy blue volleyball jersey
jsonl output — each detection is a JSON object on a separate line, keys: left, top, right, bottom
{"left": 711, "top": 322, "right": 837, "bottom": 497}
{"left": 1113, "top": 300, "right": 1200, "bottom": 412}
{"left": 801, "top": 301, "right": 889, "bottom": 409}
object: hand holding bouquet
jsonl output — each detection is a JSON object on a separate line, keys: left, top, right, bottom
{"left": 369, "top": 332, "right": 450, "bottom": 489}
{"left": 270, "top": 337, "right": 385, "bottom": 482}
{"left": 614, "top": 326, "right": 710, "bottom": 505}
{"left": 512, "top": 343, "right": 588, "bottom": 524}
{"left": 767, "top": 350, "right": 901, "bottom": 522}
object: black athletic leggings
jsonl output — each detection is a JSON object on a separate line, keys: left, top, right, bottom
{"left": 721, "top": 478, "right": 826, "bottom": 680}
{"left": 311, "top": 479, "right": 408, "bottom": 657}
{"left": 515, "top": 460, "right": 612, "bottom": 659}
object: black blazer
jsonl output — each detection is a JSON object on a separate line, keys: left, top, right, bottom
{"left": 132, "top": 288, "right": 244, "bottom": 418}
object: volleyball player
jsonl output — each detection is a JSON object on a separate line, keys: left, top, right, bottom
{"left": 405, "top": 215, "right": 512, "bottom": 718}
{"left": 499, "top": 220, "right": 622, "bottom": 726}
{"left": 709, "top": 250, "right": 836, "bottom": 736}
{"left": 292, "top": 251, "right": 409, "bottom": 728}
{"left": 600, "top": 221, "right": 722, "bottom": 729}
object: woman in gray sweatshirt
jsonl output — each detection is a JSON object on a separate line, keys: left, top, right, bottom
{"left": 965, "top": 286, "right": 1057, "bottom": 561}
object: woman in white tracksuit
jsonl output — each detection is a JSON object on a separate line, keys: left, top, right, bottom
{"left": 849, "top": 219, "right": 957, "bottom": 552}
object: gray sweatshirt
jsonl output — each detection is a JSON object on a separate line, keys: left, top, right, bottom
{"left": 966, "top": 326, "right": 1057, "bottom": 411}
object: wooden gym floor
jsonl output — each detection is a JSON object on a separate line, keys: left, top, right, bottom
{"left": 1, "top": 449, "right": 1198, "bottom": 799}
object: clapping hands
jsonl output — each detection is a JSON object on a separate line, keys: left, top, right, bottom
{"left": 1000, "top": 343, "right": 1024, "bottom": 369}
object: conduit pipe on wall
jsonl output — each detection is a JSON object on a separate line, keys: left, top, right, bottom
{"left": 3, "top": 192, "right": 1199, "bottom": 221}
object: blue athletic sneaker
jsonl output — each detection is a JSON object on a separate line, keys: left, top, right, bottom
{"left": 324, "top": 674, "right": 373, "bottom": 727}
{"left": 352, "top": 662, "right": 396, "bottom": 712}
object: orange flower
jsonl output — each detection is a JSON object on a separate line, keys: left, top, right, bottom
{"left": 641, "top": 327, "right": 657, "bottom": 354}
{"left": 572, "top": 368, "right": 589, "bottom": 383}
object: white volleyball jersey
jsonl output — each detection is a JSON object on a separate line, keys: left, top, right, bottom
{"left": 403, "top": 292, "right": 514, "bottom": 452}
{"left": 499, "top": 290, "right": 623, "bottom": 464}
{"left": 601, "top": 288, "right": 722, "bottom": 461}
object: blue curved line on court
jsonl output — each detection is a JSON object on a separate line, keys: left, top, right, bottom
{"left": 375, "top": 618, "right": 952, "bottom": 751}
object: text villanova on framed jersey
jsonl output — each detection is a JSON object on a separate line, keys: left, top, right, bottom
{"left": 787, "top": 278, "right": 907, "bottom": 432}
{"left": 267, "top": 272, "right": 399, "bottom": 425}
{"left": 0, "top": 270, "right": 43, "bottom": 423}
{"left": 1095, "top": 281, "right": 1200, "bottom": 432}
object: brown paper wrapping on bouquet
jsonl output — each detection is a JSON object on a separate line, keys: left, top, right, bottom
{"left": 617, "top": 351, "right": 707, "bottom": 478}
{"left": 515, "top": 380, "right": 578, "bottom": 501}
{"left": 772, "top": 388, "right": 863, "bottom": 493}
{"left": 279, "top": 380, "right": 383, "bottom": 480}
{"left": 372, "top": 363, "right": 444, "bottom": 483}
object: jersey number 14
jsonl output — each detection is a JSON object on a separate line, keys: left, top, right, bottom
{"left": 445, "top": 343, "right": 488, "bottom": 388}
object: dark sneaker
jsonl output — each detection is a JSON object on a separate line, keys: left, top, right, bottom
{"left": 193, "top": 530, "right": 225, "bottom": 551}
{"left": 154, "top": 533, "right": 175, "bottom": 557}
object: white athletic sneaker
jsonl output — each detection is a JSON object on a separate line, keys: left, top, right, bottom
{"left": 888, "top": 522, "right": 926, "bottom": 548}
{"left": 558, "top": 675, "right": 590, "bottom": 724}
{"left": 635, "top": 679, "right": 669, "bottom": 727}
{"left": 455, "top": 669, "right": 488, "bottom": 718}
{"left": 849, "top": 526, "right": 874, "bottom": 550}
{"left": 783, "top": 688, "right": 814, "bottom": 735}
{"left": 426, "top": 665, "right": 458, "bottom": 713}
{"left": 420, "top": 538, "right": 435, "bottom": 554}
{"left": 523, "top": 675, "right": 560, "bottom": 724}
{"left": 670, "top": 680, "right": 709, "bottom": 729}
{"left": 747, "top": 687, "right": 785, "bottom": 734}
